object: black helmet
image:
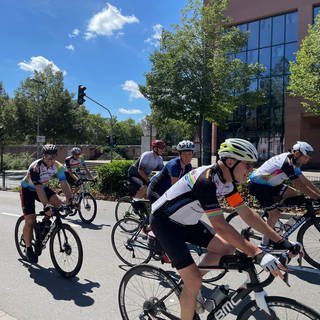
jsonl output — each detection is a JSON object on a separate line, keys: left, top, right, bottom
{"left": 42, "top": 144, "right": 58, "bottom": 156}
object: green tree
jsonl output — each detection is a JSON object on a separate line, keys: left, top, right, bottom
{"left": 140, "top": 0, "right": 264, "bottom": 153}
{"left": 288, "top": 17, "right": 320, "bottom": 114}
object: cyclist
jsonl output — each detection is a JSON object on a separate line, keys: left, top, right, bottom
{"left": 20, "top": 144, "right": 73, "bottom": 264}
{"left": 147, "top": 140, "right": 194, "bottom": 203}
{"left": 150, "top": 138, "right": 302, "bottom": 320}
{"left": 128, "top": 139, "right": 165, "bottom": 199}
{"left": 64, "top": 146, "right": 95, "bottom": 187}
{"left": 248, "top": 141, "right": 320, "bottom": 248}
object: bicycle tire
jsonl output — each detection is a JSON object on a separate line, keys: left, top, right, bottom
{"left": 78, "top": 192, "right": 97, "bottom": 224}
{"left": 237, "top": 295, "right": 320, "bottom": 319}
{"left": 49, "top": 223, "right": 83, "bottom": 278}
{"left": 297, "top": 217, "right": 320, "bottom": 269}
{"left": 118, "top": 264, "right": 182, "bottom": 320}
{"left": 115, "top": 196, "right": 138, "bottom": 221}
{"left": 111, "top": 218, "right": 152, "bottom": 266}
{"left": 14, "top": 215, "right": 40, "bottom": 260}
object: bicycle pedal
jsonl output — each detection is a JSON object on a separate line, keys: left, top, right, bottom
{"left": 68, "top": 210, "right": 77, "bottom": 217}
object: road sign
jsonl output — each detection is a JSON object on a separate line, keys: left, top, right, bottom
{"left": 36, "top": 135, "right": 46, "bottom": 143}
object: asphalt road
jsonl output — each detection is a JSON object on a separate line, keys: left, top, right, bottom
{"left": 0, "top": 191, "right": 320, "bottom": 320}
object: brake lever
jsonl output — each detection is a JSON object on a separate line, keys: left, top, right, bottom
{"left": 282, "top": 271, "right": 290, "bottom": 287}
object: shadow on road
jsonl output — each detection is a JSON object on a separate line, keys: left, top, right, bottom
{"left": 21, "top": 260, "right": 100, "bottom": 306}
{"left": 289, "top": 265, "right": 320, "bottom": 285}
{"left": 63, "top": 217, "right": 111, "bottom": 230}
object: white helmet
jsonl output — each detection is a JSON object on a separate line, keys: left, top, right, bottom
{"left": 292, "top": 141, "right": 314, "bottom": 156}
{"left": 71, "top": 147, "right": 81, "bottom": 155}
{"left": 176, "top": 140, "right": 195, "bottom": 151}
{"left": 218, "top": 138, "right": 258, "bottom": 162}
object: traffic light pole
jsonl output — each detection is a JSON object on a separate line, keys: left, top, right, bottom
{"left": 84, "top": 95, "right": 114, "bottom": 162}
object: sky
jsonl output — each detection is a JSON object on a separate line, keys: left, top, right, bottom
{"left": 0, "top": 0, "right": 186, "bottom": 122}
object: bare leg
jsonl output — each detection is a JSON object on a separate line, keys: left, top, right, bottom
{"left": 178, "top": 263, "right": 202, "bottom": 320}
{"left": 23, "top": 214, "right": 36, "bottom": 247}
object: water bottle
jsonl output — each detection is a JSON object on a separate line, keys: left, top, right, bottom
{"left": 204, "top": 285, "right": 229, "bottom": 312}
{"left": 283, "top": 216, "right": 298, "bottom": 232}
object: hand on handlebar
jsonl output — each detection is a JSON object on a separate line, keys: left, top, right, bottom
{"left": 254, "top": 252, "right": 287, "bottom": 279}
{"left": 273, "top": 238, "right": 304, "bottom": 257}
{"left": 44, "top": 204, "right": 54, "bottom": 217}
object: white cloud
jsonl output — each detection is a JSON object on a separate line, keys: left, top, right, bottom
{"left": 65, "top": 44, "right": 75, "bottom": 51}
{"left": 145, "top": 24, "right": 163, "bottom": 47}
{"left": 84, "top": 3, "right": 139, "bottom": 40}
{"left": 18, "top": 56, "right": 66, "bottom": 75}
{"left": 118, "top": 108, "right": 142, "bottom": 115}
{"left": 69, "top": 28, "right": 80, "bottom": 38}
{"left": 121, "top": 80, "right": 144, "bottom": 100}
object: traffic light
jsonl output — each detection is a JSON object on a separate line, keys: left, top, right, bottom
{"left": 111, "top": 134, "right": 117, "bottom": 147}
{"left": 106, "top": 135, "right": 117, "bottom": 147}
{"left": 0, "top": 126, "right": 4, "bottom": 143}
{"left": 77, "top": 85, "right": 86, "bottom": 105}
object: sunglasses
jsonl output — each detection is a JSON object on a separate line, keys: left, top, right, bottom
{"left": 74, "top": 153, "right": 81, "bottom": 156}
{"left": 44, "top": 156, "right": 56, "bottom": 161}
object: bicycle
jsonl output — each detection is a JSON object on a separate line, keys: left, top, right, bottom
{"left": 111, "top": 216, "right": 227, "bottom": 282}
{"left": 14, "top": 205, "right": 83, "bottom": 278}
{"left": 118, "top": 252, "right": 320, "bottom": 320}
{"left": 226, "top": 198, "right": 320, "bottom": 269}
{"left": 58, "top": 177, "right": 97, "bottom": 224}
{"left": 115, "top": 195, "right": 151, "bottom": 221}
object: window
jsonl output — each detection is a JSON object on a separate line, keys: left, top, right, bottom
{"left": 260, "top": 18, "right": 272, "bottom": 47}
{"left": 248, "top": 21, "right": 259, "bottom": 50}
{"left": 314, "top": 6, "right": 320, "bottom": 23}
{"left": 272, "top": 15, "right": 285, "bottom": 45}
{"left": 285, "top": 12, "right": 298, "bottom": 42}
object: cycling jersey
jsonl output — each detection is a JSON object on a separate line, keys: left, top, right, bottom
{"left": 64, "top": 155, "right": 86, "bottom": 175}
{"left": 21, "top": 159, "right": 66, "bottom": 191}
{"left": 148, "top": 157, "right": 192, "bottom": 198}
{"left": 151, "top": 164, "right": 244, "bottom": 225}
{"left": 249, "top": 153, "right": 302, "bottom": 187}
{"left": 130, "top": 151, "right": 164, "bottom": 176}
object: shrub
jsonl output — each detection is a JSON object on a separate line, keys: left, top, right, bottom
{"left": 3, "top": 152, "right": 35, "bottom": 170}
{"left": 96, "top": 160, "right": 134, "bottom": 197}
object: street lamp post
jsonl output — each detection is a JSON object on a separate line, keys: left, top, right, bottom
{"left": 82, "top": 94, "right": 114, "bottom": 162}
{"left": 30, "top": 79, "right": 45, "bottom": 158}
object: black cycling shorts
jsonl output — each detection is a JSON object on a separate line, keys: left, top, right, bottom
{"left": 248, "top": 181, "right": 287, "bottom": 210}
{"left": 20, "top": 187, "right": 55, "bottom": 215}
{"left": 150, "top": 212, "right": 215, "bottom": 270}
{"left": 65, "top": 172, "right": 77, "bottom": 186}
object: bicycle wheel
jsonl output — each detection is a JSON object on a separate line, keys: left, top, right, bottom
{"left": 115, "top": 196, "right": 137, "bottom": 221}
{"left": 226, "top": 211, "right": 263, "bottom": 246}
{"left": 237, "top": 296, "right": 320, "bottom": 319}
{"left": 14, "top": 215, "right": 40, "bottom": 260}
{"left": 118, "top": 264, "right": 182, "bottom": 320}
{"left": 297, "top": 217, "right": 320, "bottom": 269}
{"left": 111, "top": 218, "right": 152, "bottom": 266}
{"left": 78, "top": 192, "right": 97, "bottom": 223}
{"left": 49, "top": 224, "right": 83, "bottom": 278}
{"left": 188, "top": 243, "right": 227, "bottom": 282}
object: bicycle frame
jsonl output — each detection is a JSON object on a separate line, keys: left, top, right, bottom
{"left": 282, "top": 200, "right": 320, "bottom": 239}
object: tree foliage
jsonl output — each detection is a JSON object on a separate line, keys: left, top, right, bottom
{"left": 288, "top": 17, "right": 320, "bottom": 114}
{"left": 140, "top": 0, "right": 264, "bottom": 132}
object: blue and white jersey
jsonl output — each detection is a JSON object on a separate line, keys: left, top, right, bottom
{"left": 249, "top": 152, "right": 302, "bottom": 187}
{"left": 149, "top": 157, "right": 192, "bottom": 197}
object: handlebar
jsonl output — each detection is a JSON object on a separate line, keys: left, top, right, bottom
{"left": 38, "top": 204, "right": 74, "bottom": 217}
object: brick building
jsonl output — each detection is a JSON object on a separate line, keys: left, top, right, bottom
{"left": 212, "top": 0, "right": 320, "bottom": 168}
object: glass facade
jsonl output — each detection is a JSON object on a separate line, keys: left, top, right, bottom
{"left": 218, "top": 11, "right": 298, "bottom": 159}
{"left": 314, "top": 6, "right": 320, "bottom": 22}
